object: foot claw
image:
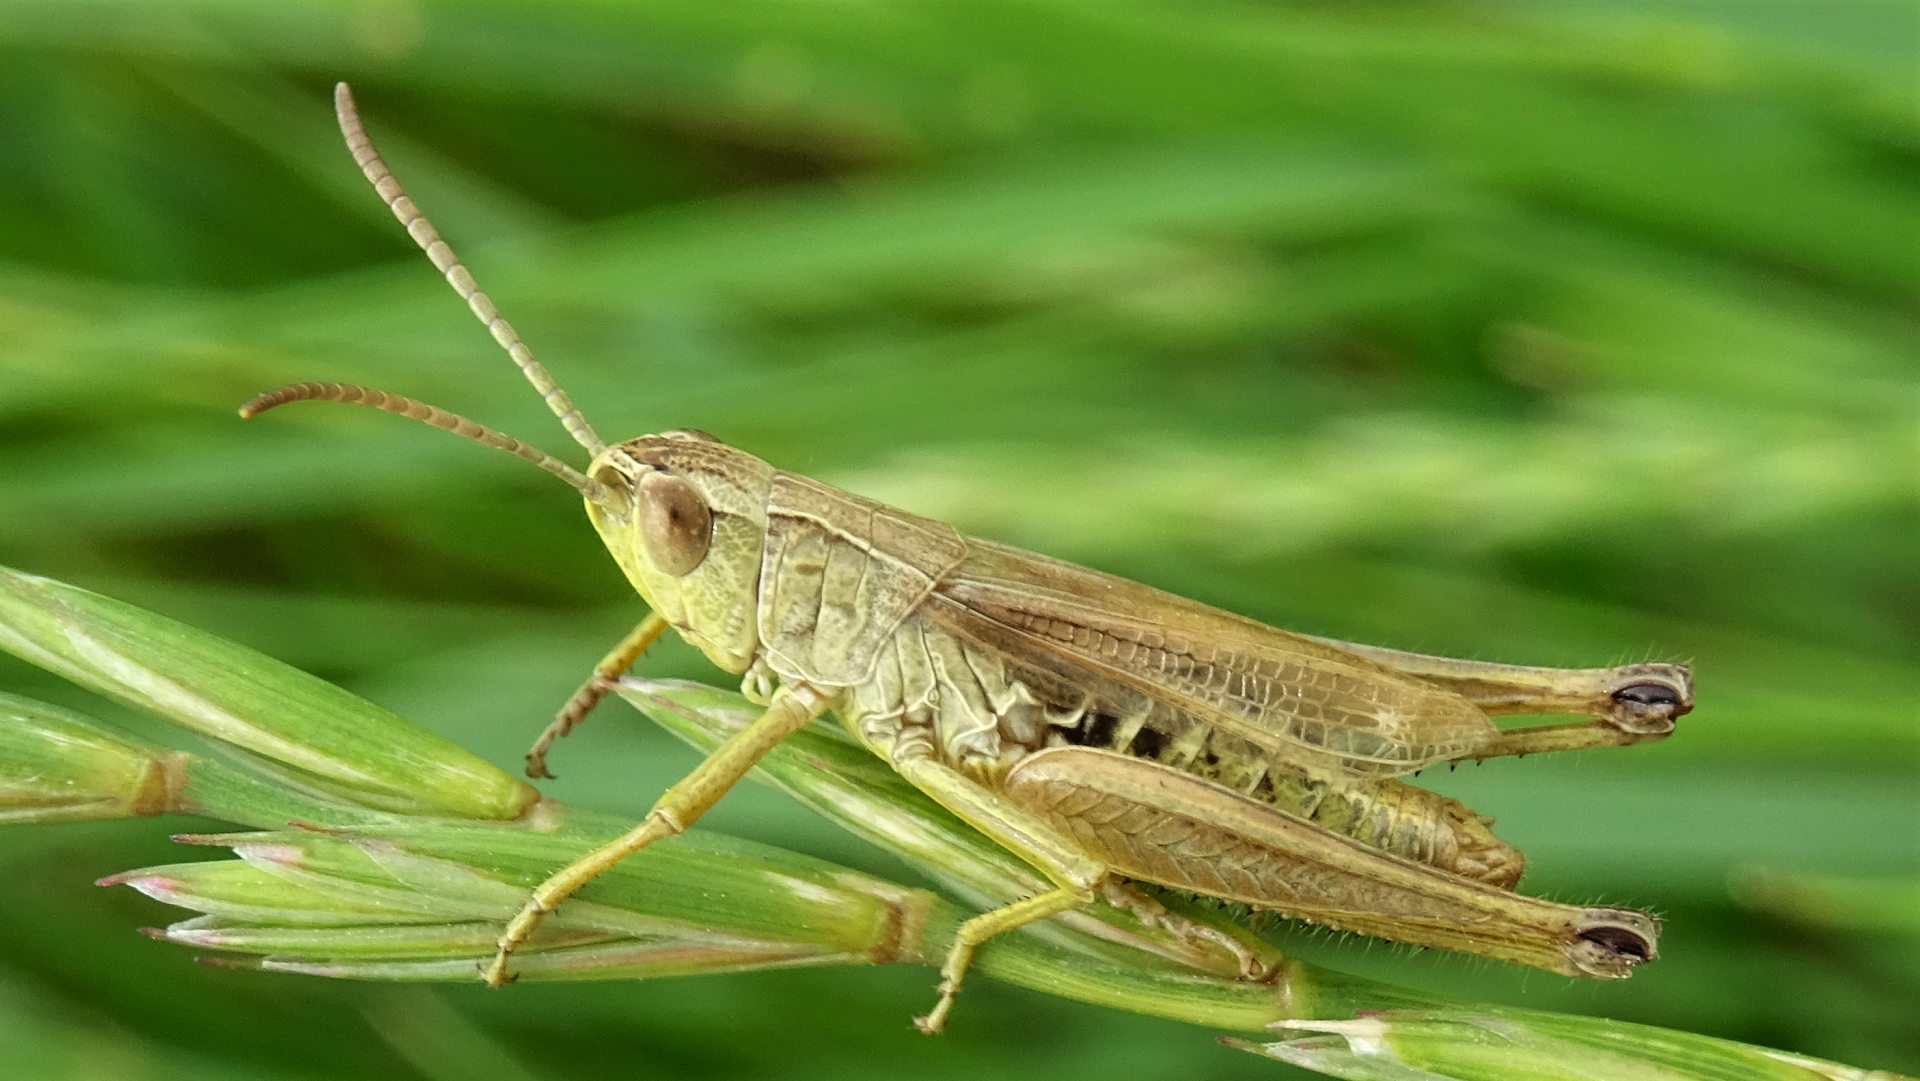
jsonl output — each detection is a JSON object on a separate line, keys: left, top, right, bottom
{"left": 914, "top": 980, "right": 958, "bottom": 1034}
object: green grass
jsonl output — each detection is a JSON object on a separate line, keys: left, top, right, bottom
{"left": 0, "top": 1, "right": 1914, "bottom": 1077}
{"left": 0, "top": 572, "right": 1887, "bottom": 1081}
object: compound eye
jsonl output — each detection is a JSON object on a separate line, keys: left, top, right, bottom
{"left": 638, "top": 471, "right": 712, "bottom": 576}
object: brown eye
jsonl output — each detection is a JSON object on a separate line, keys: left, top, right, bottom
{"left": 638, "top": 471, "right": 712, "bottom": 576}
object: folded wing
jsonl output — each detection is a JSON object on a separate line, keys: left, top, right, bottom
{"left": 927, "top": 540, "right": 1497, "bottom": 777}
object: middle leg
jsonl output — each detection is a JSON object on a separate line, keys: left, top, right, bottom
{"left": 895, "top": 756, "right": 1111, "bottom": 1034}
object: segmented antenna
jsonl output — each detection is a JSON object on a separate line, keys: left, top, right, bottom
{"left": 241, "top": 382, "right": 609, "bottom": 503}
{"left": 332, "top": 82, "right": 608, "bottom": 457}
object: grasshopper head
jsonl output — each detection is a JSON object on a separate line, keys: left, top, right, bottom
{"left": 585, "top": 432, "right": 776, "bottom": 675}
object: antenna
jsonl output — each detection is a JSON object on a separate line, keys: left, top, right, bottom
{"left": 332, "top": 81, "right": 608, "bottom": 457}
{"left": 241, "top": 382, "right": 610, "bottom": 503}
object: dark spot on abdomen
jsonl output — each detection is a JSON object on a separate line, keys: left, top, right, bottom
{"left": 1080, "top": 711, "right": 1119, "bottom": 749}
{"left": 1128, "top": 725, "right": 1168, "bottom": 760}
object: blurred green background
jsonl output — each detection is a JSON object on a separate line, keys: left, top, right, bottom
{"left": 0, "top": 0, "right": 1915, "bottom": 1077}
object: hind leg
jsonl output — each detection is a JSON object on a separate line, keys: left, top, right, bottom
{"left": 1306, "top": 637, "right": 1692, "bottom": 747}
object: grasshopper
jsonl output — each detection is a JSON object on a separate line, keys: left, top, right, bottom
{"left": 241, "top": 84, "right": 1693, "bottom": 1033}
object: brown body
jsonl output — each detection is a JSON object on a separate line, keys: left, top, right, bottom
{"left": 243, "top": 85, "right": 1696, "bottom": 1032}
{"left": 767, "top": 470, "right": 1520, "bottom": 885}
{"left": 591, "top": 433, "right": 1687, "bottom": 986}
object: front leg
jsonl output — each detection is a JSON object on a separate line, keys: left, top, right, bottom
{"left": 484, "top": 683, "right": 829, "bottom": 986}
{"left": 526, "top": 613, "right": 671, "bottom": 779}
